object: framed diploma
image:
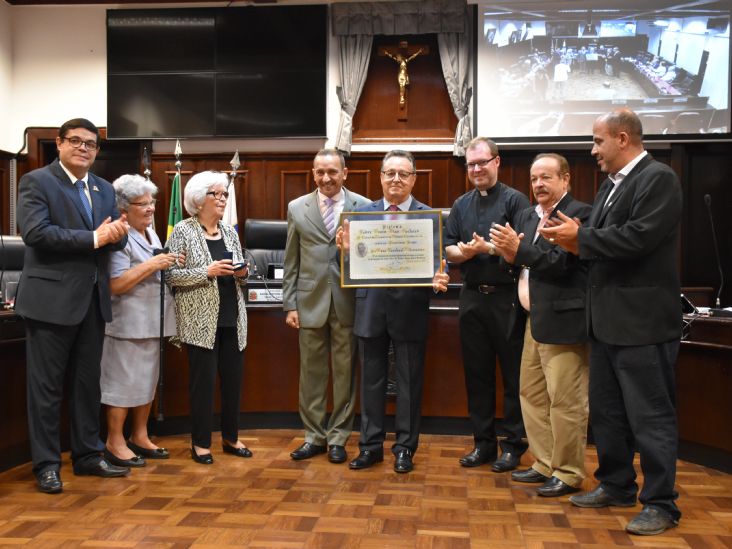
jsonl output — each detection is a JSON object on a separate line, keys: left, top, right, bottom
{"left": 340, "top": 210, "right": 443, "bottom": 288}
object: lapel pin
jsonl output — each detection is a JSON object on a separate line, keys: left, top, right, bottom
{"left": 92, "top": 185, "right": 100, "bottom": 192}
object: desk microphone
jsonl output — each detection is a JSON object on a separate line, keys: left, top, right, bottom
{"left": 704, "top": 194, "right": 724, "bottom": 308}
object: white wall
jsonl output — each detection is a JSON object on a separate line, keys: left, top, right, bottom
{"left": 2, "top": 2, "right": 455, "bottom": 154}
{"left": 0, "top": 1, "right": 14, "bottom": 151}
{"left": 6, "top": 6, "right": 108, "bottom": 152}
{"left": 1, "top": 4, "right": 338, "bottom": 153}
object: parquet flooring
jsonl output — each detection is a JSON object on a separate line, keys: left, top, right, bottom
{"left": 0, "top": 430, "right": 730, "bottom": 548}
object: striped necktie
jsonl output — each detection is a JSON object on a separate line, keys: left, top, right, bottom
{"left": 75, "top": 180, "right": 93, "bottom": 225}
{"left": 323, "top": 197, "right": 335, "bottom": 236}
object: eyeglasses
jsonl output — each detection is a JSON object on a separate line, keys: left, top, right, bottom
{"left": 466, "top": 155, "right": 498, "bottom": 171}
{"left": 62, "top": 136, "right": 99, "bottom": 151}
{"left": 206, "top": 190, "right": 229, "bottom": 201}
{"left": 381, "top": 170, "right": 416, "bottom": 180}
{"left": 129, "top": 199, "right": 157, "bottom": 208}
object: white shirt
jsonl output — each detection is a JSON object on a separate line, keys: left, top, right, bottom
{"left": 383, "top": 196, "right": 413, "bottom": 211}
{"left": 604, "top": 150, "right": 648, "bottom": 208}
{"left": 59, "top": 160, "right": 99, "bottom": 248}
{"left": 518, "top": 193, "right": 566, "bottom": 311}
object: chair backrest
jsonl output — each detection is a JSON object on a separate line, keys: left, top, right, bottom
{"left": 673, "top": 111, "right": 704, "bottom": 133}
{"left": 1, "top": 235, "right": 25, "bottom": 298}
{"left": 243, "top": 219, "right": 287, "bottom": 278}
{"left": 640, "top": 114, "right": 669, "bottom": 135}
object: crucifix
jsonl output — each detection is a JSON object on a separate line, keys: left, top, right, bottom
{"left": 378, "top": 40, "right": 429, "bottom": 120}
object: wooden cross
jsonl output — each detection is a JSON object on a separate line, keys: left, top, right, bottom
{"left": 378, "top": 40, "right": 429, "bottom": 121}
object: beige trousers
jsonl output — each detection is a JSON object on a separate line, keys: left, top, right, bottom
{"left": 519, "top": 318, "right": 589, "bottom": 487}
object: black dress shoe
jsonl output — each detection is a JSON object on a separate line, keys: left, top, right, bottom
{"left": 348, "top": 449, "right": 384, "bottom": 470}
{"left": 290, "top": 442, "right": 327, "bottom": 461}
{"left": 537, "top": 476, "right": 580, "bottom": 497}
{"left": 459, "top": 447, "right": 494, "bottom": 468}
{"left": 511, "top": 468, "right": 549, "bottom": 483}
{"left": 191, "top": 446, "right": 214, "bottom": 465}
{"left": 393, "top": 450, "right": 413, "bottom": 473}
{"left": 127, "top": 440, "right": 169, "bottom": 459}
{"left": 491, "top": 451, "right": 520, "bottom": 473}
{"left": 625, "top": 506, "right": 678, "bottom": 535}
{"left": 104, "top": 448, "right": 146, "bottom": 468}
{"left": 74, "top": 458, "right": 130, "bottom": 477}
{"left": 222, "top": 443, "right": 253, "bottom": 458}
{"left": 37, "top": 470, "right": 62, "bottom": 494}
{"left": 328, "top": 445, "right": 347, "bottom": 464}
{"left": 569, "top": 485, "right": 636, "bottom": 508}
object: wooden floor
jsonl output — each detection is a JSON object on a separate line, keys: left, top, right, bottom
{"left": 0, "top": 430, "right": 730, "bottom": 548}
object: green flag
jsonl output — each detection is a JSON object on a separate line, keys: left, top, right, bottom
{"left": 167, "top": 172, "right": 182, "bottom": 240}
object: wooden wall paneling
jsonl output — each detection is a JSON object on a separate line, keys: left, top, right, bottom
{"left": 343, "top": 169, "right": 370, "bottom": 200}
{"left": 24, "top": 128, "right": 59, "bottom": 172}
{"left": 16, "top": 127, "right": 732, "bottom": 305}
{"left": 280, "top": 171, "right": 311, "bottom": 219}
{"left": 242, "top": 160, "right": 269, "bottom": 220}
{"left": 230, "top": 170, "right": 248, "bottom": 222}
{"left": 353, "top": 35, "right": 456, "bottom": 142}
{"left": 677, "top": 342, "right": 732, "bottom": 453}
{"left": 678, "top": 143, "right": 731, "bottom": 305}
{"left": 413, "top": 169, "right": 433, "bottom": 206}
{"left": 241, "top": 308, "right": 300, "bottom": 412}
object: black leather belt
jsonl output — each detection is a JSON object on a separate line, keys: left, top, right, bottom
{"left": 465, "top": 283, "right": 513, "bottom": 294}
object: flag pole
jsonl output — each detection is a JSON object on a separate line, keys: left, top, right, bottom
{"left": 157, "top": 139, "right": 183, "bottom": 422}
{"left": 228, "top": 149, "right": 240, "bottom": 191}
{"left": 142, "top": 146, "right": 154, "bottom": 231}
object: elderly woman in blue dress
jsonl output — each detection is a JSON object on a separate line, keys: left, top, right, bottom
{"left": 166, "top": 170, "right": 252, "bottom": 464}
{"left": 101, "top": 174, "right": 179, "bottom": 467}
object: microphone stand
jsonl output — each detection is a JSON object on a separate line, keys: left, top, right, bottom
{"left": 704, "top": 194, "right": 730, "bottom": 316}
{"left": 153, "top": 247, "right": 169, "bottom": 421}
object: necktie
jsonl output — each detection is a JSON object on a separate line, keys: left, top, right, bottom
{"left": 75, "top": 180, "right": 93, "bottom": 226}
{"left": 323, "top": 197, "right": 335, "bottom": 236}
{"left": 387, "top": 204, "right": 399, "bottom": 212}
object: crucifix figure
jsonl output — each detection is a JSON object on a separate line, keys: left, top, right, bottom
{"left": 379, "top": 40, "right": 429, "bottom": 117}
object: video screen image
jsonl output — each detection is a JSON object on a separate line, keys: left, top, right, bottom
{"left": 477, "top": 0, "right": 730, "bottom": 139}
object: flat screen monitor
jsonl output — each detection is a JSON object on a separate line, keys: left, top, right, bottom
{"left": 476, "top": 0, "right": 731, "bottom": 140}
{"left": 107, "top": 6, "right": 327, "bottom": 139}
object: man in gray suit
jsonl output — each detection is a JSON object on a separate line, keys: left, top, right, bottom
{"left": 283, "top": 148, "right": 370, "bottom": 464}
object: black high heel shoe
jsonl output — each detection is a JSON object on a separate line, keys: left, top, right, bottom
{"left": 191, "top": 445, "right": 214, "bottom": 465}
{"left": 222, "top": 441, "right": 253, "bottom": 458}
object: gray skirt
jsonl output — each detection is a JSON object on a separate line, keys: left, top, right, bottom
{"left": 101, "top": 336, "right": 160, "bottom": 407}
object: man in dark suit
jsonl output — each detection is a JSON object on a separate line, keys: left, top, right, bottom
{"left": 342, "top": 150, "right": 448, "bottom": 473}
{"left": 444, "top": 137, "right": 530, "bottom": 472}
{"left": 541, "top": 108, "right": 683, "bottom": 535}
{"left": 490, "top": 153, "right": 592, "bottom": 497}
{"left": 16, "top": 118, "right": 130, "bottom": 494}
{"left": 283, "top": 149, "right": 369, "bottom": 464}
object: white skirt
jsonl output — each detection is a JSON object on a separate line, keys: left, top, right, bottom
{"left": 101, "top": 336, "right": 160, "bottom": 407}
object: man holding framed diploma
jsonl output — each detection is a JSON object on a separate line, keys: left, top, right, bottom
{"left": 336, "top": 150, "right": 449, "bottom": 474}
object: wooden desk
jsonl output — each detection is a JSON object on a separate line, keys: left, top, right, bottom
{"left": 0, "top": 311, "right": 32, "bottom": 469}
{"left": 678, "top": 315, "right": 732, "bottom": 455}
{"left": 3, "top": 308, "right": 730, "bottom": 472}
{"left": 158, "top": 301, "right": 472, "bottom": 419}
